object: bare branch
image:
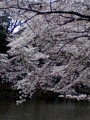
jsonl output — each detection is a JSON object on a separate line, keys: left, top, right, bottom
{"left": 58, "top": 35, "right": 90, "bottom": 53}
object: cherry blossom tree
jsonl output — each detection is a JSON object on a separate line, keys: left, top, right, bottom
{"left": 0, "top": 0, "right": 90, "bottom": 102}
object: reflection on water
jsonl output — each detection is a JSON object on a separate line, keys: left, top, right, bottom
{"left": 0, "top": 99, "right": 90, "bottom": 120}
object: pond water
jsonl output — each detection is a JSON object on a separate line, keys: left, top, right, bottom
{"left": 0, "top": 99, "right": 90, "bottom": 120}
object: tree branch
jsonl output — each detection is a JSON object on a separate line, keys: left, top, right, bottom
{"left": 58, "top": 35, "right": 90, "bottom": 53}
{"left": 0, "top": 5, "right": 90, "bottom": 21}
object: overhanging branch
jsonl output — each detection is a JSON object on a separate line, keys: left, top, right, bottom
{"left": 0, "top": 5, "right": 90, "bottom": 21}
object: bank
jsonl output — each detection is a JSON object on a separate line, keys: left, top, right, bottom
{"left": 0, "top": 81, "right": 90, "bottom": 103}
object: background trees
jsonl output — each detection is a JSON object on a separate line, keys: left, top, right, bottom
{"left": 0, "top": 0, "right": 90, "bottom": 101}
{"left": 0, "top": 11, "right": 11, "bottom": 84}
{"left": 0, "top": 11, "right": 10, "bottom": 53}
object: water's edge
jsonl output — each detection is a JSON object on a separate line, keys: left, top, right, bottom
{"left": 0, "top": 82, "right": 90, "bottom": 102}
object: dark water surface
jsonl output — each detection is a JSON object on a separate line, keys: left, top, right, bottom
{"left": 0, "top": 99, "right": 90, "bottom": 120}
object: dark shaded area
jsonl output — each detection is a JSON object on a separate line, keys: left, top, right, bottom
{"left": 33, "top": 90, "right": 59, "bottom": 101}
{"left": 0, "top": 12, "right": 11, "bottom": 53}
{"left": 72, "top": 82, "right": 90, "bottom": 95}
{"left": 0, "top": 30, "right": 10, "bottom": 53}
{"left": 38, "top": 58, "right": 45, "bottom": 67}
{"left": 0, "top": 82, "right": 19, "bottom": 99}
